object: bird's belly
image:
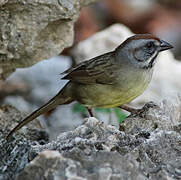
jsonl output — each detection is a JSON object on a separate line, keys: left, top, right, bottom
{"left": 74, "top": 74, "right": 151, "bottom": 108}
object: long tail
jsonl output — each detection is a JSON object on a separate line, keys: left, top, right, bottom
{"left": 6, "top": 85, "right": 73, "bottom": 140}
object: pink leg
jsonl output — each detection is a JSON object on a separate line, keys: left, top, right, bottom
{"left": 119, "top": 105, "right": 139, "bottom": 114}
{"left": 87, "top": 108, "right": 94, "bottom": 117}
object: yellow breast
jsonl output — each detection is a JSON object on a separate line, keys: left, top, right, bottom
{"left": 74, "top": 69, "right": 153, "bottom": 108}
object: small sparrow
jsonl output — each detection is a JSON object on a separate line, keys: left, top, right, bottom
{"left": 7, "top": 34, "right": 173, "bottom": 139}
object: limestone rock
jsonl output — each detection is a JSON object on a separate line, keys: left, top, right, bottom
{"left": 17, "top": 130, "right": 181, "bottom": 180}
{"left": 0, "top": 97, "right": 181, "bottom": 179}
{"left": 17, "top": 150, "right": 145, "bottom": 180}
{"left": 0, "top": 105, "right": 48, "bottom": 141}
{"left": 0, "top": 105, "right": 49, "bottom": 180}
{"left": 18, "top": 116, "right": 181, "bottom": 180}
{"left": 120, "top": 98, "right": 181, "bottom": 134}
{"left": 71, "top": 24, "right": 133, "bottom": 63}
{"left": 0, "top": 0, "right": 97, "bottom": 79}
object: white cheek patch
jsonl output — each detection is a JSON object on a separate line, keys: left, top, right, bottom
{"left": 141, "top": 50, "right": 158, "bottom": 69}
{"left": 148, "top": 50, "right": 157, "bottom": 64}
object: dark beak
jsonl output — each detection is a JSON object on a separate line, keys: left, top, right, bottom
{"left": 159, "top": 40, "right": 173, "bottom": 52}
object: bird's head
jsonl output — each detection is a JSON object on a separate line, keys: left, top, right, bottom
{"left": 116, "top": 34, "right": 173, "bottom": 69}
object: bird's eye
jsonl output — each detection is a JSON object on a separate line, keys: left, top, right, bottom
{"left": 146, "top": 42, "right": 154, "bottom": 48}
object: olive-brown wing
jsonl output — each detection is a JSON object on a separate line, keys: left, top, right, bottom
{"left": 61, "top": 52, "right": 118, "bottom": 85}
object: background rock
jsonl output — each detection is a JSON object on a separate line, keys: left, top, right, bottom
{"left": 0, "top": 80, "right": 28, "bottom": 103}
{"left": 71, "top": 24, "right": 133, "bottom": 63}
{"left": 0, "top": 0, "right": 97, "bottom": 79}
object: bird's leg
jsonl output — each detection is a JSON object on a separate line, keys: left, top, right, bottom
{"left": 119, "top": 102, "right": 157, "bottom": 117}
{"left": 119, "top": 105, "right": 139, "bottom": 114}
{"left": 87, "top": 108, "right": 94, "bottom": 117}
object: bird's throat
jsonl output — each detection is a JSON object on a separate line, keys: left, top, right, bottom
{"left": 142, "top": 51, "right": 158, "bottom": 69}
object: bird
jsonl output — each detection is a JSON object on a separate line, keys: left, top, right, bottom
{"left": 6, "top": 34, "right": 173, "bottom": 140}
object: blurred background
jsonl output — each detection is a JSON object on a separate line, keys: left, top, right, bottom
{"left": 72, "top": 0, "right": 181, "bottom": 58}
{"left": 1, "top": 0, "right": 181, "bottom": 139}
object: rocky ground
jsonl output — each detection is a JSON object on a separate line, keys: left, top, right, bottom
{"left": 0, "top": 98, "right": 181, "bottom": 180}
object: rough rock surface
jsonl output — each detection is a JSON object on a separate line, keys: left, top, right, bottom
{"left": 0, "top": 105, "right": 49, "bottom": 180}
{"left": 0, "top": 105, "right": 48, "bottom": 141}
{"left": 0, "top": 97, "right": 181, "bottom": 180}
{"left": 120, "top": 97, "right": 181, "bottom": 133}
{"left": 71, "top": 24, "right": 181, "bottom": 107}
{"left": 0, "top": 0, "right": 96, "bottom": 79}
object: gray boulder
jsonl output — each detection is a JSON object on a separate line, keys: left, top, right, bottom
{"left": 0, "top": 97, "right": 181, "bottom": 180}
{"left": 0, "top": 0, "right": 97, "bottom": 79}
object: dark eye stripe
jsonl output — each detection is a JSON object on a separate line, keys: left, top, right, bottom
{"left": 146, "top": 42, "right": 154, "bottom": 48}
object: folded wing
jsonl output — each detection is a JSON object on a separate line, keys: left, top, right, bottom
{"left": 61, "top": 52, "right": 119, "bottom": 85}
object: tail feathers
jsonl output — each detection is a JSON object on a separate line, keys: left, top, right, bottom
{"left": 6, "top": 92, "right": 73, "bottom": 140}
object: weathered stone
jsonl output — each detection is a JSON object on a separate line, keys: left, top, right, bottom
{"left": 0, "top": 0, "right": 8, "bottom": 6}
{"left": 71, "top": 24, "right": 133, "bottom": 64}
{"left": 17, "top": 116, "right": 181, "bottom": 180}
{"left": 0, "top": 0, "right": 97, "bottom": 79}
{"left": 16, "top": 129, "right": 181, "bottom": 180}
{"left": 0, "top": 96, "right": 181, "bottom": 179}
{"left": 17, "top": 150, "right": 146, "bottom": 180}
{"left": 0, "top": 80, "right": 28, "bottom": 103}
{"left": 0, "top": 105, "right": 46, "bottom": 139}
{"left": 0, "top": 105, "right": 49, "bottom": 180}
{"left": 120, "top": 98, "right": 181, "bottom": 134}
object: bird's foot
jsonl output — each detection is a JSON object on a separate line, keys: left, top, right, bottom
{"left": 119, "top": 102, "right": 157, "bottom": 118}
